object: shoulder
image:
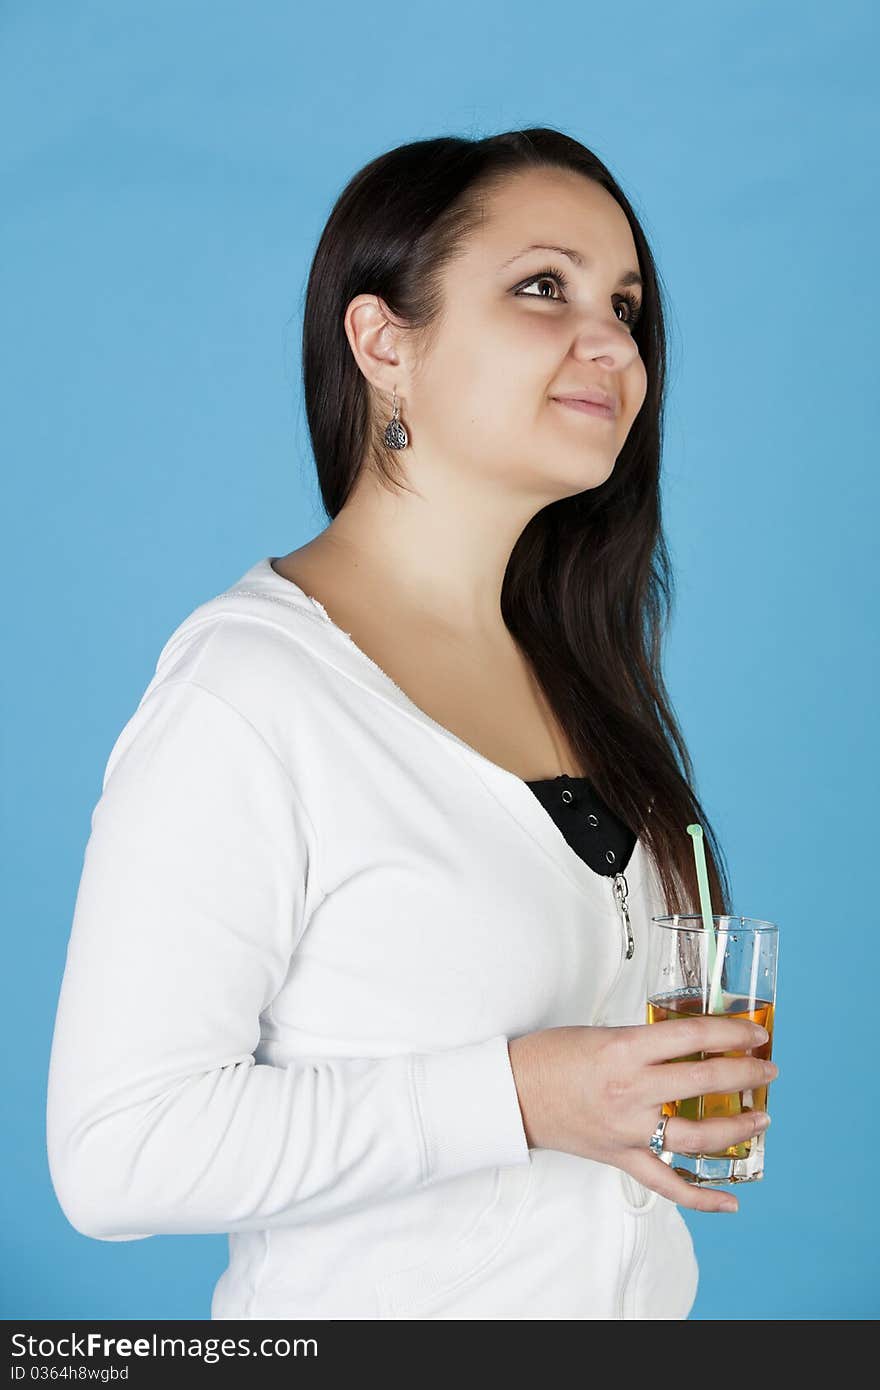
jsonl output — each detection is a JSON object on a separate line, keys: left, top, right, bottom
{"left": 145, "top": 571, "right": 338, "bottom": 705}
{"left": 137, "top": 616, "right": 328, "bottom": 760}
{"left": 101, "top": 604, "right": 328, "bottom": 814}
{"left": 121, "top": 563, "right": 361, "bottom": 785}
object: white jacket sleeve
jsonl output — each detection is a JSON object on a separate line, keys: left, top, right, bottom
{"left": 46, "top": 677, "right": 529, "bottom": 1242}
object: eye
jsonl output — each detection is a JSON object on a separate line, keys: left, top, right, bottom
{"left": 515, "top": 265, "right": 644, "bottom": 331}
{"left": 514, "top": 265, "right": 571, "bottom": 302}
{"left": 616, "top": 289, "right": 643, "bottom": 330}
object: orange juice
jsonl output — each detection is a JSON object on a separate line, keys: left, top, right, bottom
{"left": 646, "top": 989, "right": 775, "bottom": 1160}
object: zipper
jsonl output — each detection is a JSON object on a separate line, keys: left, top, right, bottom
{"left": 589, "top": 871, "right": 635, "bottom": 1029}
{"left": 617, "top": 1204, "right": 650, "bottom": 1318}
{"left": 612, "top": 871, "right": 634, "bottom": 960}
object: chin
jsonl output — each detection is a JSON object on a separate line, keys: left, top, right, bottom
{"left": 542, "top": 459, "right": 615, "bottom": 498}
{"left": 567, "top": 446, "right": 617, "bottom": 477}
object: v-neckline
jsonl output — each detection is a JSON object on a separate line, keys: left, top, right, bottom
{"left": 220, "top": 557, "right": 645, "bottom": 906}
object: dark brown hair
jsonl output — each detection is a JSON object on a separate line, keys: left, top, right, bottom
{"left": 301, "top": 126, "right": 732, "bottom": 916}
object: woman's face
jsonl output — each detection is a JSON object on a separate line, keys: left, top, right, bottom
{"left": 406, "top": 167, "right": 648, "bottom": 501}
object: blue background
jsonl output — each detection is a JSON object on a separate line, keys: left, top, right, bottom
{"left": 3, "top": 0, "right": 876, "bottom": 1321}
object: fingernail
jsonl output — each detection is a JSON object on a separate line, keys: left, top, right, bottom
{"left": 754, "top": 1113, "right": 771, "bottom": 1130}
{"left": 719, "top": 1199, "right": 738, "bottom": 1212}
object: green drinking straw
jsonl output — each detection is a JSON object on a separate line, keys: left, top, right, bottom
{"left": 686, "top": 824, "right": 725, "bottom": 1014}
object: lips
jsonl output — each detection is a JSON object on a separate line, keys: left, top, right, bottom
{"left": 552, "top": 394, "right": 616, "bottom": 420}
{"left": 551, "top": 388, "right": 618, "bottom": 417}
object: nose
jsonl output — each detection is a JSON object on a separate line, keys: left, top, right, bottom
{"left": 568, "top": 317, "right": 640, "bottom": 375}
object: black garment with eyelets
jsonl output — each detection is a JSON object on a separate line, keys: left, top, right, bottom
{"left": 523, "top": 774, "right": 636, "bottom": 876}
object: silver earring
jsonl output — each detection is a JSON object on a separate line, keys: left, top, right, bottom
{"left": 383, "top": 387, "right": 409, "bottom": 450}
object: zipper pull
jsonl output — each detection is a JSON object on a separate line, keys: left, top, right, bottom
{"left": 612, "top": 872, "right": 634, "bottom": 959}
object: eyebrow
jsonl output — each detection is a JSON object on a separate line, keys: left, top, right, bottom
{"left": 499, "top": 243, "right": 643, "bottom": 291}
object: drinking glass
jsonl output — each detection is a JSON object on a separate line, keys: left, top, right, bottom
{"left": 646, "top": 915, "right": 779, "bottom": 1184}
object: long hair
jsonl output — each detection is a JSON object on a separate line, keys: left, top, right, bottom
{"left": 300, "top": 127, "right": 732, "bottom": 916}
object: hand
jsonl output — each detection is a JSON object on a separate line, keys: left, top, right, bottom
{"left": 507, "top": 1018, "right": 778, "bottom": 1214}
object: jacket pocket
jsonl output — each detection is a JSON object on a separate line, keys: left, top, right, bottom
{"left": 373, "top": 1159, "right": 533, "bottom": 1319}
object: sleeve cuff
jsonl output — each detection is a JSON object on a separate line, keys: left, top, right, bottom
{"left": 411, "top": 1033, "right": 531, "bottom": 1184}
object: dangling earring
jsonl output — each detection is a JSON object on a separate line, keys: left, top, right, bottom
{"left": 383, "top": 387, "right": 409, "bottom": 450}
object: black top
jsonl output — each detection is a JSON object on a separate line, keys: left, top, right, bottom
{"left": 524, "top": 774, "right": 636, "bottom": 877}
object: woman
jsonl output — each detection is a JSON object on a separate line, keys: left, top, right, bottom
{"left": 46, "top": 128, "right": 777, "bottom": 1320}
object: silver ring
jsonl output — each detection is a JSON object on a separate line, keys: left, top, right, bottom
{"left": 648, "top": 1113, "right": 669, "bottom": 1157}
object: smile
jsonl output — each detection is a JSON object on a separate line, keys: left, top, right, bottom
{"left": 551, "top": 397, "right": 616, "bottom": 421}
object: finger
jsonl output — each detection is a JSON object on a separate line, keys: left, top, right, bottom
{"left": 638, "top": 1016, "right": 768, "bottom": 1064}
{"left": 665, "top": 1108, "right": 770, "bottom": 1156}
{"left": 622, "top": 1150, "right": 739, "bottom": 1214}
{"left": 645, "top": 1052, "right": 776, "bottom": 1105}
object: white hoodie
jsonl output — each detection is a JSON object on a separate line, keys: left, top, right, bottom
{"left": 46, "top": 556, "right": 699, "bottom": 1320}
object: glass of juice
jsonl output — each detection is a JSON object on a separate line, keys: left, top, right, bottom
{"left": 645, "top": 915, "right": 779, "bottom": 1184}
